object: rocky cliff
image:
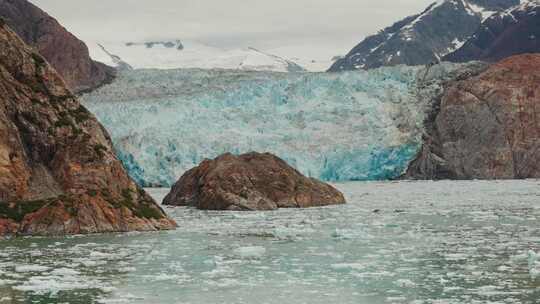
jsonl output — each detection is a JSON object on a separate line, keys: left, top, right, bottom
{"left": 405, "top": 54, "right": 540, "bottom": 179}
{"left": 0, "top": 24, "right": 176, "bottom": 236}
{"left": 444, "top": 1, "right": 540, "bottom": 63}
{"left": 0, "top": 0, "right": 115, "bottom": 93}
{"left": 163, "top": 152, "right": 346, "bottom": 211}
{"left": 329, "top": 0, "right": 518, "bottom": 72}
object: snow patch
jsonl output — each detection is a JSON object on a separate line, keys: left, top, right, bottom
{"left": 465, "top": 1, "right": 497, "bottom": 21}
{"left": 90, "top": 40, "right": 305, "bottom": 73}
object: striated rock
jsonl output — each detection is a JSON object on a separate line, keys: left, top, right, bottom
{"left": 0, "top": 0, "right": 115, "bottom": 93}
{"left": 405, "top": 54, "right": 540, "bottom": 179}
{"left": 163, "top": 152, "right": 346, "bottom": 211}
{"left": 0, "top": 24, "right": 176, "bottom": 236}
{"left": 444, "top": 1, "right": 540, "bottom": 63}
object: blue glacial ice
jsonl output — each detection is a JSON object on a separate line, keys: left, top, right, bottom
{"left": 82, "top": 64, "right": 464, "bottom": 186}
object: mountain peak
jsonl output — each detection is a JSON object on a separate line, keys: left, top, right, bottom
{"left": 444, "top": 0, "right": 540, "bottom": 62}
{"left": 328, "top": 0, "right": 519, "bottom": 71}
{"left": 0, "top": 0, "right": 115, "bottom": 93}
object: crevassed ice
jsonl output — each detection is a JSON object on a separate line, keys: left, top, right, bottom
{"left": 83, "top": 64, "right": 462, "bottom": 186}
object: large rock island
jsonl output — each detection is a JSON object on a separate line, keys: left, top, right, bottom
{"left": 0, "top": 24, "right": 176, "bottom": 236}
{"left": 406, "top": 53, "right": 540, "bottom": 179}
{"left": 163, "top": 152, "right": 346, "bottom": 210}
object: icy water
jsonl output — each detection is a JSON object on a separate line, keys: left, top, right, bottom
{"left": 1, "top": 181, "right": 540, "bottom": 304}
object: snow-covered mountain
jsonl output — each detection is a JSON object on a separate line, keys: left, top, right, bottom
{"left": 445, "top": 0, "right": 540, "bottom": 63}
{"left": 89, "top": 39, "right": 306, "bottom": 73}
{"left": 329, "top": 0, "right": 519, "bottom": 71}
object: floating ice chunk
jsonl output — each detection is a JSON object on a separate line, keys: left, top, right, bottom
{"left": 207, "top": 278, "right": 242, "bottom": 288}
{"left": 497, "top": 265, "right": 511, "bottom": 272}
{"left": 118, "top": 266, "right": 137, "bottom": 273}
{"left": 50, "top": 268, "right": 80, "bottom": 276}
{"left": 510, "top": 252, "right": 528, "bottom": 262}
{"left": 331, "top": 263, "right": 366, "bottom": 271}
{"left": 529, "top": 250, "right": 538, "bottom": 264}
{"left": 28, "top": 250, "right": 43, "bottom": 257}
{"left": 396, "top": 279, "right": 417, "bottom": 288}
{"left": 100, "top": 286, "right": 117, "bottom": 293}
{"left": 89, "top": 251, "right": 115, "bottom": 259}
{"left": 233, "top": 246, "right": 266, "bottom": 258}
{"left": 443, "top": 286, "right": 462, "bottom": 293}
{"left": 528, "top": 250, "right": 539, "bottom": 279}
{"left": 143, "top": 273, "right": 183, "bottom": 282}
{"left": 331, "top": 228, "right": 355, "bottom": 240}
{"left": 386, "top": 296, "right": 407, "bottom": 302}
{"left": 13, "top": 275, "right": 101, "bottom": 295}
{"left": 14, "top": 265, "right": 50, "bottom": 273}
{"left": 444, "top": 253, "right": 468, "bottom": 261}
{"left": 98, "top": 293, "right": 145, "bottom": 304}
{"left": 71, "top": 257, "right": 107, "bottom": 267}
{"left": 0, "top": 279, "right": 16, "bottom": 286}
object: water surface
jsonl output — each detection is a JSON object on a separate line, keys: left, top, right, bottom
{"left": 1, "top": 180, "right": 539, "bottom": 303}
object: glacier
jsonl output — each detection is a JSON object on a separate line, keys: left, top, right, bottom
{"left": 89, "top": 40, "right": 307, "bottom": 72}
{"left": 82, "top": 64, "right": 465, "bottom": 187}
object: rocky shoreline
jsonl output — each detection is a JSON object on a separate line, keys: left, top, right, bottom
{"left": 0, "top": 24, "right": 176, "bottom": 236}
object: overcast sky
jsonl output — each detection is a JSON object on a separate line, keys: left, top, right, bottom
{"left": 30, "top": 0, "right": 434, "bottom": 58}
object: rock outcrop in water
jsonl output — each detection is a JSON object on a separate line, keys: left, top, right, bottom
{"left": 163, "top": 152, "right": 346, "bottom": 210}
{"left": 0, "top": 24, "right": 176, "bottom": 236}
{"left": 405, "top": 54, "right": 540, "bottom": 179}
{"left": 0, "top": 0, "right": 115, "bottom": 93}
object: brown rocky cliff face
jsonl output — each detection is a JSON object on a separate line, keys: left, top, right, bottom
{"left": 405, "top": 54, "right": 540, "bottom": 179}
{"left": 0, "top": 24, "right": 176, "bottom": 236}
{"left": 163, "top": 152, "right": 346, "bottom": 211}
{"left": 0, "top": 0, "right": 115, "bottom": 93}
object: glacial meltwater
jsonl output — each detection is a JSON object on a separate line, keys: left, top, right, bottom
{"left": 1, "top": 180, "right": 540, "bottom": 304}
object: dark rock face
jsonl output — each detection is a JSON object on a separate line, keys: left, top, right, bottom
{"left": 163, "top": 153, "right": 346, "bottom": 211}
{"left": 468, "top": 0, "right": 522, "bottom": 10}
{"left": 0, "top": 24, "right": 176, "bottom": 236}
{"left": 0, "top": 0, "right": 115, "bottom": 93}
{"left": 444, "top": 2, "right": 540, "bottom": 63}
{"left": 405, "top": 54, "right": 540, "bottom": 180}
{"left": 329, "top": 0, "right": 518, "bottom": 72}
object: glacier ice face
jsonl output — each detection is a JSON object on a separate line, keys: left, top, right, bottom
{"left": 82, "top": 64, "right": 465, "bottom": 186}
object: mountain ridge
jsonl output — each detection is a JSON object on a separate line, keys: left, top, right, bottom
{"left": 0, "top": 0, "right": 115, "bottom": 93}
{"left": 444, "top": 0, "right": 540, "bottom": 62}
{"left": 329, "top": 0, "right": 519, "bottom": 71}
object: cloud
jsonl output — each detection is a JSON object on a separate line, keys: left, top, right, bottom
{"left": 30, "top": 0, "right": 434, "bottom": 56}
